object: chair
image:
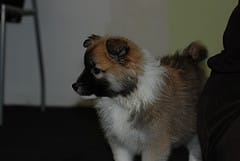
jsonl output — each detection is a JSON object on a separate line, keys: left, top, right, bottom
{"left": 0, "top": 0, "right": 45, "bottom": 125}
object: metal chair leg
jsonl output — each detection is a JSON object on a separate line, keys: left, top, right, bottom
{"left": 0, "top": 4, "right": 7, "bottom": 125}
{"left": 32, "top": 0, "right": 46, "bottom": 112}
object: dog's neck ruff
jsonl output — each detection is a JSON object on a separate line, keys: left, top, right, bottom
{"left": 112, "top": 49, "right": 167, "bottom": 113}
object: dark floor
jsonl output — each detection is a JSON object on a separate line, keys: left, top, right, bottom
{"left": 0, "top": 106, "right": 188, "bottom": 161}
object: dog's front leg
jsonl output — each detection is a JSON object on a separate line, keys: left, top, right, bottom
{"left": 142, "top": 136, "right": 171, "bottom": 161}
{"left": 187, "top": 135, "right": 202, "bottom": 161}
{"left": 110, "top": 143, "right": 134, "bottom": 161}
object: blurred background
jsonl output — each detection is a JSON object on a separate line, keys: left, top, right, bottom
{"left": 4, "top": 0, "right": 237, "bottom": 107}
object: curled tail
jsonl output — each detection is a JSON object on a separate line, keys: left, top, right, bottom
{"left": 161, "top": 41, "right": 208, "bottom": 69}
{"left": 183, "top": 41, "right": 208, "bottom": 63}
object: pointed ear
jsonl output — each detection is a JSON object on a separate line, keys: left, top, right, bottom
{"left": 106, "top": 38, "right": 129, "bottom": 63}
{"left": 83, "top": 34, "right": 101, "bottom": 48}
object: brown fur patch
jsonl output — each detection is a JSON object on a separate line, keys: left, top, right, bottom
{"left": 84, "top": 36, "right": 144, "bottom": 77}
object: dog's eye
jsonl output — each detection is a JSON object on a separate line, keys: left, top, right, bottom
{"left": 92, "top": 67, "right": 101, "bottom": 75}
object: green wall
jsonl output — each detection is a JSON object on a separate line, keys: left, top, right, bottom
{"left": 167, "top": 0, "right": 237, "bottom": 71}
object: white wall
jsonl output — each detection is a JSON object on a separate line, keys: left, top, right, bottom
{"left": 5, "top": 0, "right": 169, "bottom": 106}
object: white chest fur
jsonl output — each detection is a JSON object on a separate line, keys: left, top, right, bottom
{"left": 96, "top": 98, "right": 146, "bottom": 153}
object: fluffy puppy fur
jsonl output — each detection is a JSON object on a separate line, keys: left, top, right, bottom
{"left": 72, "top": 34, "right": 207, "bottom": 161}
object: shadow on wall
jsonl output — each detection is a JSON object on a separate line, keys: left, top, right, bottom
{"left": 106, "top": 0, "right": 170, "bottom": 57}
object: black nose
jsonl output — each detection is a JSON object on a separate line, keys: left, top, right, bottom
{"left": 72, "top": 83, "right": 79, "bottom": 91}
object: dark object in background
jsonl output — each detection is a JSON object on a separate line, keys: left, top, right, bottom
{"left": 198, "top": 1, "right": 240, "bottom": 161}
{"left": 207, "top": 2, "right": 240, "bottom": 73}
{"left": 0, "top": 0, "right": 45, "bottom": 126}
{"left": 0, "top": 0, "right": 25, "bottom": 22}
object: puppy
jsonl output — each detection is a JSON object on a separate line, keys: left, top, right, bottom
{"left": 72, "top": 34, "right": 207, "bottom": 161}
